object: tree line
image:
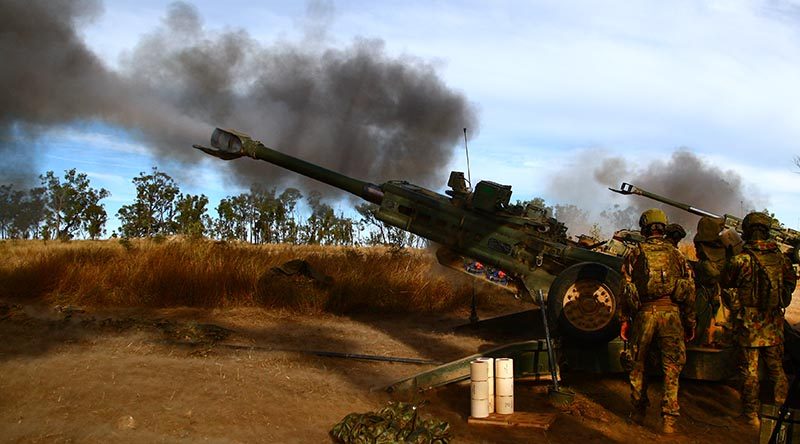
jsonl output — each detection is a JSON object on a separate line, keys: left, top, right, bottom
{"left": 0, "top": 167, "right": 425, "bottom": 247}
{"left": 0, "top": 167, "right": 632, "bottom": 245}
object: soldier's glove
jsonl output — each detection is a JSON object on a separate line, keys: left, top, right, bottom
{"left": 620, "top": 320, "right": 631, "bottom": 341}
{"left": 684, "top": 325, "right": 696, "bottom": 342}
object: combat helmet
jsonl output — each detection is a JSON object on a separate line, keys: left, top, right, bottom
{"left": 694, "top": 216, "right": 724, "bottom": 243}
{"left": 639, "top": 208, "right": 667, "bottom": 228}
{"left": 741, "top": 211, "right": 772, "bottom": 233}
{"left": 665, "top": 223, "right": 686, "bottom": 239}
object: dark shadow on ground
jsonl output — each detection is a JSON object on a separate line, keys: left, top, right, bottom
{"left": 0, "top": 303, "right": 98, "bottom": 362}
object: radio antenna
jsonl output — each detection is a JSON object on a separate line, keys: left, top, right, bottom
{"left": 463, "top": 127, "right": 472, "bottom": 188}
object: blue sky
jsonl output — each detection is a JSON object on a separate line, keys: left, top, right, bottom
{"left": 31, "top": 0, "right": 800, "bottom": 235}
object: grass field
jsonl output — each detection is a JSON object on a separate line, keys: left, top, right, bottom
{"left": 0, "top": 238, "right": 702, "bottom": 315}
{"left": 0, "top": 238, "right": 501, "bottom": 313}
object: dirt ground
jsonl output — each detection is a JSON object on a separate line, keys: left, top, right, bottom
{"left": 1, "top": 291, "right": 798, "bottom": 443}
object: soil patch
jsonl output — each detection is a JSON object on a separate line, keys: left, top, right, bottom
{"left": 1, "top": 291, "right": 798, "bottom": 443}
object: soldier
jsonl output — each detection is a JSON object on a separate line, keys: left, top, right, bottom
{"left": 620, "top": 208, "right": 696, "bottom": 434}
{"left": 692, "top": 217, "right": 728, "bottom": 346}
{"left": 665, "top": 223, "right": 687, "bottom": 248}
{"left": 721, "top": 212, "right": 797, "bottom": 426}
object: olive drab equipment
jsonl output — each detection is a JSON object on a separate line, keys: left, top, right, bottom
{"left": 695, "top": 217, "right": 725, "bottom": 243}
{"left": 195, "top": 129, "right": 625, "bottom": 343}
{"left": 665, "top": 223, "right": 687, "bottom": 245}
{"left": 740, "top": 212, "right": 788, "bottom": 310}
{"left": 633, "top": 208, "right": 684, "bottom": 301}
{"left": 639, "top": 208, "right": 667, "bottom": 228}
{"left": 632, "top": 241, "right": 683, "bottom": 301}
{"left": 330, "top": 401, "right": 450, "bottom": 443}
{"left": 746, "top": 247, "right": 788, "bottom": 310}
{"left": 742, "top": 211, "right": 773, "bottom": 234}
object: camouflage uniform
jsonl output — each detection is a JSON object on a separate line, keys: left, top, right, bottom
{"left": 621, "top": 236, "right": 696, "bottom": 419}
{"left": 721, "top": 239, "right": 797, "bottom": 416}
{"left": 692, "top": 217, "right": 728, "bottom": 345}
{"left": 330, "top": 401, "right": 451, "bottom": 443}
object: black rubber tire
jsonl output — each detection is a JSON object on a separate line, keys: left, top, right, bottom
{"left": 546, "top": 262, "right": 622, "bottom": 345}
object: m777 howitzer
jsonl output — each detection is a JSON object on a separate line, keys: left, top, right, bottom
{"left": 194, "top": 128, "right": 624, "bottom": 343}
{"left": 610, "top": 182, "right": 800, "bottom": 266}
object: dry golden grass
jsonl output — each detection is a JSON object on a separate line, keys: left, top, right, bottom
{"left": 0, "top": 239, "right": 482, "bottom": 314}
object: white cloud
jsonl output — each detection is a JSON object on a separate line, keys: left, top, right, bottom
{"left": 323, "top": 1, "right": 800, "bottom": 159}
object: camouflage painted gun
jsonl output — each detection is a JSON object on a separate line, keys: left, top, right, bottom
{"left": 195, "top": 128, "right": 624, "bottom": 343}
{"left": 610, "top": 182, "right": 800, "bottom": 266}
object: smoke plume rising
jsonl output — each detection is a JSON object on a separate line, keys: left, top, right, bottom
{"left": 549, "top": 149, "right": 765, "bottom": 238}
{"left": 0, "top": 0, "right": 477, "bottom": 193}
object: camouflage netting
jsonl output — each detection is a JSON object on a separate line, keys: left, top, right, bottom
{"left": 330, "top": 401, "right": 450, "bottom": 444}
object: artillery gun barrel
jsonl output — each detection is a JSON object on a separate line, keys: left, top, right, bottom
{"left": 193, "top": 128, "right": 384, "bottom": 205}
{"left": 609, "top": 182, "right": 721, "bottom": 219}
{"left": 195, "top": 127, "right": 632, "bottom": 343}
{"left": 611, "top": 182, "right": 800, "bottom": 265}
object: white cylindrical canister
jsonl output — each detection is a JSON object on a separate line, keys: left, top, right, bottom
{"left": 470, "top": 360, "right": 490, "bottom": 418}
{"left": 495, "top": 358, "right": 513, "bottom": 378}
{"left": 471, "top": 380, "right": 489, "bottom": 398}
{"left": 470, "top": 360, "right": 488, "bottom": 382}
{"left": 471, "top": 398, "right": 490, "bottom": 418}
{"left": 476, "top": 357, "right": 495, "bottom": 413}
{"left": 495, "top": 376, "right": 514, "bottom": 396}
{"left": 496, "top": 394, "right": 514, "bottom": 414}
{"left": 495, "top": 358, "right": 514, "bottom": 414}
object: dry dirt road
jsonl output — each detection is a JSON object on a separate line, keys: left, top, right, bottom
{"left": 1, "top": 291, "right": 798, "bottom": 443}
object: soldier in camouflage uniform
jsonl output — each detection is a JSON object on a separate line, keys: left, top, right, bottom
{"left": 692, "top": 217, "right": 729, "bottom": 346}
{"left": 620, "top": 208, "right": 696, "bottom": 434}
{"left": 721, "top": 212, "right": 797, "bottom": 426}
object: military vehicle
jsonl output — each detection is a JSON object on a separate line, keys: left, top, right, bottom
{"left": 194, "top": 128, "right": 624, "bottom": 343}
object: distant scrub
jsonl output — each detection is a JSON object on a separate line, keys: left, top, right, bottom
{"left": 0, "top": 239, "right": 501, "bottom": 314}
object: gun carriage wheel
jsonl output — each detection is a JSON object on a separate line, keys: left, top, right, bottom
{"left": 546, "top": 262, "right": 622, "bottom": 344}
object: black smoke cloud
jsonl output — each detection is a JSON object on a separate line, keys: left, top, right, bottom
{"left": 549, "top": 149, "right": 765, "bottom": 237}
{"left": 0, "top": 0, "right": 477, "bottom": 193}
{"left": 0, "top": 0, "right": 109, "bottom": 185}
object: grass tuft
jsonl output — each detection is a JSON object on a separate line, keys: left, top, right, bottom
{"left": 0, "top": 239, "right": 494, "bottom": 314}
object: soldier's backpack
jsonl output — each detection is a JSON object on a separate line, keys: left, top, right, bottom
{"left": 632, "top": 241, "right": 683, "bottom": 301}
{"left": 746, "top": 248, "right": 786, "bottom": 310}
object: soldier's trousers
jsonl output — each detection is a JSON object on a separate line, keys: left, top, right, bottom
{"left": 740, "top": 344, "right": 787, "bottom": 415}
{"left": 629, "top": 306, "right": 686, "bottom": 417}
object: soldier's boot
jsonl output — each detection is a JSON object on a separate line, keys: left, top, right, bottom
{"left": 661, "top": 415, "right": 677, "bottom": 434}
{"left": 628, "top": 406, "right": 646, "bottom": 425}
